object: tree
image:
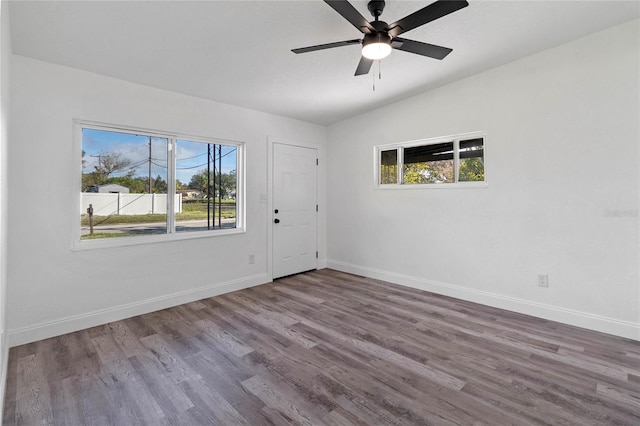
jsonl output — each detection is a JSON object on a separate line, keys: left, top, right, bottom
{"left": 82, "top": 172, "right": 101, "bottom": 192}
{"left": 380, "top": 164, "right": 398, "bottom": 184}
{"left": 218, "top": 170, "right": 236, "bottom": 199}
{"left": 189, "top": 171, "right": 210, "bottom": 195}
{"left": 82, "top": 151, "right": 136, "bottom": 191}
{"left": 459, "top": 157, "right": 484, "bottom": 182}
{"left": 153, "top": 175, "right": 168, "bottom": 193}
{"left": 403, "top": 161, "right": 454, "bottom": 184}
{"left": 93, "top": 152, "right": 134, "bottom": 183}
{"left": 188, "top": 169, "right": 236, "bottom": 198}
{"left": 103, "top": 176, "right": 147, "bottom": 193}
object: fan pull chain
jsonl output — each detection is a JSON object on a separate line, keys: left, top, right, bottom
{"left": 372, "top": 64, "right": 376, "bottom": 91}
{"left": 372, "top": 60, "right": 383, "bottom": 92}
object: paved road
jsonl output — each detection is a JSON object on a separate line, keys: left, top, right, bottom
{"left": 81, "top": 218, "right": 237, "bottom": 236}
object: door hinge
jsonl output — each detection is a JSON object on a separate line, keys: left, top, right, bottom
{"left": 316, "top": 158, "right": 318, "bottom": 166}
{"left": 316, "top": 204, "right": 318, "bottom": 212}
{"left": 316, "top": 251, "right": 319, "bottom": 259}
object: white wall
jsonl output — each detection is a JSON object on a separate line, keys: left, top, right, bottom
{"left": 327, "top": 20, "right": 640, "bottom": 340}
{"left": 0, "top": 0, "right": 11, "bottom": 411}
{"left": 7, "top": 55, "right": 327, "bottom": 345}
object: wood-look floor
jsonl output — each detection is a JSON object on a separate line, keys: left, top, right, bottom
{"left": 3, "top": 269, "right": 640, "bottom": 425}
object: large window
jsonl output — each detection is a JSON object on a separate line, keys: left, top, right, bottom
{"left": 78, "top": 123, "right": 243, "bottom": 244}
{"left": 376, "top": 132, "right": 485, "bottom": 187}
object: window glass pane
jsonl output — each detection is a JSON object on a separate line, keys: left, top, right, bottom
{"left": 459, "top": 138, "right": 485, "bottom": 182}
{"left": 380, "top": 149, "right": 398, "bottom": 184}
{"left": 403, "top": 142, "right": 454, "bottom": 184}
{"left": 81, "top": 129, "right": 168, "bottom": 239}
{"left": 175, "top": 139, "right": 237, "bottom": 232}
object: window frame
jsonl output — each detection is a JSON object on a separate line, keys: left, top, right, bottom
{"left": 72, "top": 120, "right": 245, "bottom": 250}
{"left": 374, "top": 131, "right": 487, "bottom": 189}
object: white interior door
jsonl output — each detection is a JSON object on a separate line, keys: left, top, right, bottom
{"left": 272, "top": 143, "right": 317, "bottom": 279}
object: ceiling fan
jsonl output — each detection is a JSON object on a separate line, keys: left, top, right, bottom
{"left": 292, "top": 0, "right": 469, "bottom": 76}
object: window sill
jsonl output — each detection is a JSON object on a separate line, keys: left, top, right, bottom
{"left": 376, "top": 181, "right": 488, "bottom": 190}
{"left": 71, "top": 226, "right": 246, "bottom": 251}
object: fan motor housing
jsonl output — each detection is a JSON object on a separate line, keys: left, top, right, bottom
{"left": 371, "top": 20, "right": 389, "bottom": 32}
{"left": 367, "top": 0, "right": 386, "bottom": 18}
{"left": 363, "top": 32, "right": 391, "bottom": 46}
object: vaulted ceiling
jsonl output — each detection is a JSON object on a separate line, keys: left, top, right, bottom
{"left": 8, "top": 1, "right": 639, "bottom": 125}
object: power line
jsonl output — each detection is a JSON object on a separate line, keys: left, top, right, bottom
{"left": 176, "top": 148, "right": 237, "bottom": 170}
{"left": 176, "top": 152, "right": 207, "bottom": 161}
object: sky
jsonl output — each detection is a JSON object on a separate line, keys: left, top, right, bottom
{"left": 82, "top": 128, "right": 237, "bottom": 185}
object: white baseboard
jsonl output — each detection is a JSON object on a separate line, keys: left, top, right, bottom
{"left": 8, "top": 273, "right": 270, "bottom": 347}
{"left": 327, "top": 260, "right": 640, "bottom": 341}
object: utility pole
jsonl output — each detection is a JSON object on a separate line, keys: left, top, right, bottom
{"left": 90, "top": 154, "right": 104, "bottom": 183}
{"left": 148, "top": 137, "right": 152, "bottom": 193}
{"left": 90, "top": 154, "right": 103, "bottom": 172}
{"left": 217, "top": 144, "right": 222, "bottom": 228}
{"left": 207, "top": 144, "right": 211, "bottom": 230}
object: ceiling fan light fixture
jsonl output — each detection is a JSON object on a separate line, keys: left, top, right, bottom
{"left": 362, "top": 33, "right": 392, "bottom": 60}
{"left": 291, "top": 0, "right": 469, "bottom": 76}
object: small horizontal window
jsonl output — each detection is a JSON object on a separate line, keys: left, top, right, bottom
{"left": 375, "top": 133, "right": 485, "bottom": 187}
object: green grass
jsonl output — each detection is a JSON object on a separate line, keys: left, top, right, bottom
{"left": 176, "top": 211, "right": 236, "bottom": 220}
{"left": 182, "top": 200, "right": 235, "bottom": 212}
{"left": 81, "top": 214, "right": 165, "bottom": 226}
{"left": 81, "top": 232, "right": 133, "bottom": 240}
{"left": 81, "top": 210, "right": 235, "bottom": 226}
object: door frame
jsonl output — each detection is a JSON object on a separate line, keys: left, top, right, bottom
{"left": 267, "top": 136, "right": 324, "bottom": 281}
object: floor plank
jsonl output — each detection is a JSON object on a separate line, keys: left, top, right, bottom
{"left": 3, "top": 269, "right": 639, "bottom": 425}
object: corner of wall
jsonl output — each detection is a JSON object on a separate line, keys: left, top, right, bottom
{"left": 0, "top": 0, "right": 13, "bottom": 414}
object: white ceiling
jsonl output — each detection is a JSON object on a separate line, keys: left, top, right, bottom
{"left": 8, "top": 0, "right": 639, "bottom": 125}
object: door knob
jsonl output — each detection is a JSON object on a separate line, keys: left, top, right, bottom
{"left": 274, "top": 218, "right": 280, "bottom": 224}
{"left": 274, "top": 209, "right": 279, "bottom": 214}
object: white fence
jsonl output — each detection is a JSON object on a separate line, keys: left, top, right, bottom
{"left": 81, "top": 193, "right": 182, "bottom": 215}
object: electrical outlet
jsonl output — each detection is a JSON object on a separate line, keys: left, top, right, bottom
{"left": 249, "top": 254, "right": 255, "bottom": 264}
{"left": 537, "top": 274, "right": 549, "bottom": 287}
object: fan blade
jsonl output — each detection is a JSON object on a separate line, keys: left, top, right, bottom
{"left": 392, "top": 37, "right": 452, "bottom": 60}
{"left": 292, "top": 39, "right": 361, "bottom": 54}
{"left": 354, "top": 56, "right": 373, "bottom": 76}
{"left": 325, "top": 0, "right": 375, "bottom": 34}
{"left": 386, "top": 0, "right": 469, "bottom": 38}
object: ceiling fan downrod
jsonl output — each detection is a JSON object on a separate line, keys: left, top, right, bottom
{"left": 367, "top": 0, "right": 386, "bottom": 21}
